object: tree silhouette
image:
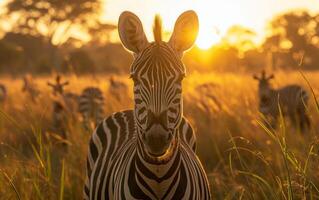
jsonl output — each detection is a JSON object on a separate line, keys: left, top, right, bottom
{"left": 1, "top": 0, "right": 104, "bottom": 71}
{"left": 2, "top": 0, "right": 103, "bottom": 46}
{"left": 221, "top": 25, "right": 256, "bottom": 53}
{"left": 264, "top": 10, "right": 319, "bottom": 70}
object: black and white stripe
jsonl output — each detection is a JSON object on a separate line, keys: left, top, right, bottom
{"left": 84, "top": 10, "right": 210, "bottom": 199}
{"left": 84, "top": 110, "right": 205, "bottom": 199}
{"left": 253, "top": 70, "right": 311, "bottom": 131}
{"left": 78, "top": 87, "right": 105, "bottom": 129}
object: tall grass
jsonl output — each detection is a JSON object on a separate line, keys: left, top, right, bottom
{"left": 0, "top": 71, "right": 318, "bottom": 199}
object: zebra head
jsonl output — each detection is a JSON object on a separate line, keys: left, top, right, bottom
{"left": 253, "top": 70, "right": 275, "bottom": 106}
{"left": 118, "top": 11, "right": 199, "bottom": 157}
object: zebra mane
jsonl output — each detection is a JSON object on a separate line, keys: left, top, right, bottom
{"left": 153, "top": 15, "right": 162, "bottom": 43}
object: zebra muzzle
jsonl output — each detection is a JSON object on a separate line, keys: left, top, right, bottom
{"left": 143, "top": 124, "right": 172, "bottom": 157}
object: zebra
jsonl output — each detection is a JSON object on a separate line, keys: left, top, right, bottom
{"left": 0, "top": 84, "right": 7, "bottom": 104}
{"left": 84, "top": 10, "right": 211, "bottom": 199}
{"left": 79, "top": 87, "right": 105, "bottom": 130}
{"left": 46, "top": 74, "right": 79, "bottom": 118}
{"left": 253, "top": 70, "right": 311, "bottom": 131}
{"left": 47, "top": 74, "right": 69, "bottom": 96}
{"left": 22, "top": 74, "right": 40, "bottom": 103}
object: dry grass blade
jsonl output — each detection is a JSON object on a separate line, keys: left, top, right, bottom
{"left": 1, "top": 170, "right": 21, "bottom": 200}
{"left": 59, "top": 160, "right": 65, "bottom": 200}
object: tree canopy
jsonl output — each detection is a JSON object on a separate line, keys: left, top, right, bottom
{"left": 264, "top": 10, "right": 319, "bottom": 69}
{"left": 2, "top": 0, "right": 104, "bottom": 45}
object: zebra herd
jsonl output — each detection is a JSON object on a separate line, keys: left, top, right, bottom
{"left": 0, "top": 74, "right": 123, "bottom": 139}
{"left": 83, "top": 10, "right": 312, "bottom": 200}
{"left": 0, "top": 10, "right": 312, "bottom": 200}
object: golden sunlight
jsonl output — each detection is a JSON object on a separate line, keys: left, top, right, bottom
{"left": 196, "top": 26, "right": 220, "bottom": 50}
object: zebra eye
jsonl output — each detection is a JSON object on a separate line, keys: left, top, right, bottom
{"left": 176, "top": 74, "right": 185, "bottom": 83}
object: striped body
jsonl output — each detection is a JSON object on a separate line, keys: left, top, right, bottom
{"left": 84, "top": 10, "right": 210, "bottom": 199}
{"left": 84, "top": 110, "right": 210, "bottom": 200}
{"left": 79, "top": 87, "right": 105, "bottom": 128}
{"left": 254, "top": 71, "right": 310, "bottom": 130}
{"left": 259, "top": 85, "right": 310, "bottom": 130}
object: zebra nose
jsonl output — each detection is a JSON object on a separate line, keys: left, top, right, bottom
{"left": 147, "top": 110, "right": 168, "bottom": 129}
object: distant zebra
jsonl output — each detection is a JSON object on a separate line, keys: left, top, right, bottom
{"left": 0, "top": 84, "right": 7, "bottom": 104}
{"left": 84, "top": 11, "right": 210, "bottom": 199}
{"left": 22, "top": 74, "right": 40, "bottom": 103}
{"left": 253, "top": 70, "right": 310, "bottom": 131}
{"left": 78, "top": 87, "right": 105, "bottom": 130}
{"left": 46, "top": 75, "right": 79, "bottom": 118}
{"left": 47, "top": 75, "right": 69, "bottom": 96}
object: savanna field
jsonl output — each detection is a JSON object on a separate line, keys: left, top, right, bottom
{"left": 0, "top": 71, "right": 318, "bottom": 199}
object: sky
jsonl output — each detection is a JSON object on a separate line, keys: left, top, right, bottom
{"left": 0, "top": 0, "right": 318, "bottom": 48}
{"left": 101, "top": 0, "right": 319, "bottom": 48}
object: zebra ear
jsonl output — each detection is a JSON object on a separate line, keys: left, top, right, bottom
{"left": 169, "top": 10, "right": 199, "bottom": 56}
{"left": 118, "top": 11, "right": 149, "bottom": 54}
{"left": 267, "top": 74, "right": 275, "bottom": 80}
{"left": 253, "top": 75, "right": 260, "bottom": 80}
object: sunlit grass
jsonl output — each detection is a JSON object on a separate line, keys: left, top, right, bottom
{"left": 0, "top": 71, "right": 318, "bottom": 199}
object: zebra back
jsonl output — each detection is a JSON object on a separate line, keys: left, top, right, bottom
{"left": 254, "top": 71, "right": 310, "bottom": 130}
{"left": 277, "top": 85, "right": 308, "bottom": 109}
{"left": 78, "top": 87, "right": 105, "bottom": 128}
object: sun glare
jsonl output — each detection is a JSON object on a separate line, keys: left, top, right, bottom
{"left": 196, "top": 26, "right": 220, "bottom": 50}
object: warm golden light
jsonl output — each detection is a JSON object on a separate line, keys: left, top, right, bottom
{"left": 102, "top": 0, "right": 319, "bottom": 48}
{"left": 196, "top": 26, "right": 220, "bottom": 50}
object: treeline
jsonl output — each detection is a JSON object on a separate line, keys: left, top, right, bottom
{"left": 185, "top": 11, "right": 319, "bottom": 72}
{"left": 0, "top": 0, "right": 317, "bottom": 74}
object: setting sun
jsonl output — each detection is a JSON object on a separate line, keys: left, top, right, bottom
{"left": 196, "top": 26, "right": 220, "bottom": 49}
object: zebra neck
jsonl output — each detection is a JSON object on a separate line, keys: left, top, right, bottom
{"left": 136, "top": 141, "right": 181, "bottom": 176}
{"left": 132, "top": 145, "right": 182, "bottom": 199}
{"left": 136, "top": 128, "right": 180, "bottom": 165}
